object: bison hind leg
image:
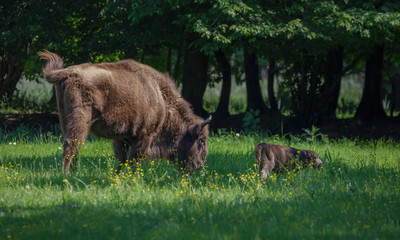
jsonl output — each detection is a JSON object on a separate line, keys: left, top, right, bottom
{"left": 61, "top": 102, "right": 91, "bottom": 174}
{"left": 62, "top": 133, "right": 89, "bottom": 175}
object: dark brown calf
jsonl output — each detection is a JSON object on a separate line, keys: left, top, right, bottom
{"left": 255, "top": 143, "right": 323, "bottom": 179}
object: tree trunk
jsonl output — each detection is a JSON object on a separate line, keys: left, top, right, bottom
{"left": 390, "top": 80, "right": 396, "bottom": 117}
{"left": 244, "top": 49, "right": 268, "bottom": 113}
{"left": 214, "top": 49, "right": 231, "bottom": 116}
{"left": 181, "top": 49, "right": 209, "bottom": 117}
{"left": 267, "top": 59, "right": 278, "bottom": 111}
{"left": 166, "top": 48, "right": 172, "bottom": 74}
{"left": 140, "top": 49, "right": 146, "bottom": 63}
{"left": 320, "top": 45, "right": 343, "bottom": 119}
{"left": 355, "top": 45, "right": 387, "bottom": 120}
{"left": 173, "top": 49, "right": 183, "bottom": 83}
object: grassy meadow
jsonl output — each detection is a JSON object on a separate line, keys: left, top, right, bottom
{"left": 1, "top": 74, "right": 399, "bottom": 239}
{"left": 1, "top": 128, "right": 399, "bottom": 239}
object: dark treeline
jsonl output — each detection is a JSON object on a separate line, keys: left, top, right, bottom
{"left": 1, "top": 0, "right": 400, "bottom": 129}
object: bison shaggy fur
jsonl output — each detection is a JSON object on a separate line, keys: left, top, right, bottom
{"left": 38, "top": 51, "right": 211, "bottom": 175}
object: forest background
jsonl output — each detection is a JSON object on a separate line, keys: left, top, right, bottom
{"left": 1, "top": 2, "right": 400, "bottom": 239}
{"left": 1, "top": 0, "right": 400, "bottom": 137}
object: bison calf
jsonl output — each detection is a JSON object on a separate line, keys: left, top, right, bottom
{"left": 39, "top": 51, "right": 211, "bottom": 175}
{"left": 255, "top": 143, "right": 323, "bottom": 179}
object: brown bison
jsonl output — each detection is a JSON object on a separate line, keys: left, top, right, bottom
{"left": 38, "top": 51, "right": 211, "bottom": 175}
{"left": 255, "top": 143, "right": 323, "bottom": 179}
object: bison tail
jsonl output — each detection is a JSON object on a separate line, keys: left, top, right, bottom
{"left": 38, "top": 50, "right": 65, "bottom": 83}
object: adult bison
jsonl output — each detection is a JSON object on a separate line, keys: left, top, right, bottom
{"left": 39, "top": 51, "right": 211, "bottom": 175}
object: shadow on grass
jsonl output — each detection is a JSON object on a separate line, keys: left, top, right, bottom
{"left": 1, "top": 181, "right": 399, "bottom": 240}
{"left": 2, "top": 148, "right": 399, "bottom": 208}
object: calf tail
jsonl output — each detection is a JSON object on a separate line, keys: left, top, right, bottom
{"left": 38, "top": 51, "right": 65, "bottom": 83}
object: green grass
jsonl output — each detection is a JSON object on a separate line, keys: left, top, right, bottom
{"left": 1, "top": 129, "right": 399, "bottom": 239}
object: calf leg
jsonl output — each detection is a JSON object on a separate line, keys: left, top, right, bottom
{"left": 256, "top": 144, "right": 273, "bottom": 180}
{"left": 259, "top": 150, "right": 275, "bottom": 180}
{"left": 260, "top": 159, "right": 275, "bottom": 180}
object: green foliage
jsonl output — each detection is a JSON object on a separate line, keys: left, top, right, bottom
{"left": 0, "top": 124, "right": 62, "bottom": 144}
{"left": 301, "top": 126, "right": 329, "bottom": 143}
{"left": 2, "top": 0, "right": 400, "bottom": 121}
{"left": 281, "top": 54, "right": 326, "bottom": 124}
{"left": 0, "top": 95, "right": 54, "bottom": 114}
{"left": 1, "top": 130, "right": 400, "bottom": 239}
{"left": 0, "top": 77, "right": 55, "bottom": 114}
{"left": 242, "top": 109, "right": 261, "bottom": 133}
{"left": 0, "top": 0, "right": 69, "bottom": 98}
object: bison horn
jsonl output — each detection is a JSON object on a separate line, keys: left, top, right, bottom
{"left": 201, "top": 115, "right": 212, "bottom": 128}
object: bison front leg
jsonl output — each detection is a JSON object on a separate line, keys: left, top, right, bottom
{"left": 113, "top": 140, "right": 129, "bottom": 174}
{"left": 128, "top": 135, "right": 154, "bottom": 171}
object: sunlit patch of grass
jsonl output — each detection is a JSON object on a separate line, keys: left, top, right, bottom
{"left": 1, "top": 130, "right": 400, "bottom": 239}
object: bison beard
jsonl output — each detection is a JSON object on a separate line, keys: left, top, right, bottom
{"left": 38, "top": 51, "right": 211, "bottom": 175}
{"left": 255, "top": 143, "right": 323, "bottom": 179}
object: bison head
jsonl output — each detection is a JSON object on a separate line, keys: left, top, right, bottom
{"left": 177, "top": 115, "right": 211, "bottom": 173}
{"left": 299, "top": 150, "right": 323, "bottom": 169}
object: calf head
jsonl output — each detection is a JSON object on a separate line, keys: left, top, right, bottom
{"left": 177, "top": 115, "right": 211, "bottom": 173}
{"left": 299, "top": 150, "right": 323, "bottom": 169}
